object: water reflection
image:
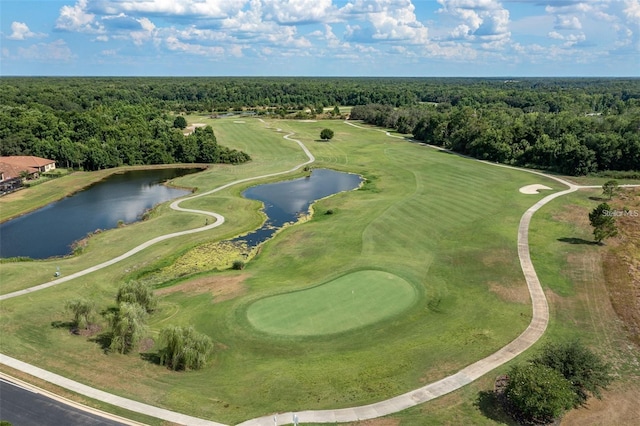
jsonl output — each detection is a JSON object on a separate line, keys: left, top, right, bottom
{"left": 234, "top": 169, "right": 362, "bottom": 247}
{"left": 0, "top": 169, "right": 198, "bottom": 259}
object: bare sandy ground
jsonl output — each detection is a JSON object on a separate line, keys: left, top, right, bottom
{"left": 183, "top": 123, "right": 207, "bottom": 135}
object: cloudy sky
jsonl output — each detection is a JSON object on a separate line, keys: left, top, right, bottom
{"left": 1, "top": 0, "right": 639, "bottom": 76}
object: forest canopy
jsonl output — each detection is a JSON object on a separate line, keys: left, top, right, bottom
{"left": 1, "top": 77, "right": 638, "bottom": 174}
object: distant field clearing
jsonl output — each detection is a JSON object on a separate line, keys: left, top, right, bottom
{"left": 246, "top": 270, "right": 418, "bottom": 336}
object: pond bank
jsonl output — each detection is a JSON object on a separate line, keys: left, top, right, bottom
{"left": 0, "top": 164, "right": 208, "bottom": 224}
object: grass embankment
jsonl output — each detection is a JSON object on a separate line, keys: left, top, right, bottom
{"left": 2, "top": 117, "right": 567, "bottom": 424}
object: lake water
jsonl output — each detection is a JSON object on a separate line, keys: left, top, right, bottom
{"left": 233, "top": 169, "right": 362, "bottom": 247}
{"left": 0, "top": 169, "right": 198, "bottom": 259}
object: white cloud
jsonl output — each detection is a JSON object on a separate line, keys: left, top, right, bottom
{"left": 165, "top": 36, "right": 225, "bottom": 56}
{"left": 545, "top": 2, "right": 593, "bottom": 15}
{"left": 262, "top": 0, "right": 337, "bottom": 24}
{"left": 56, "top": 0, "right": 103, "bottom": 33}
{"left": 548, "top": 30, "right": 586, "bottom": 47}
{"left": 16, "top": 39, "right": 75, "bottom": 62}
{"left": 130, "top": 17, "right": 157, "bottom": 45}
{"left": 437, "top": 0, "right": 510, "bottom": 45}
{"left": 92, "top": 0, "right": 249, "bottom": 19}
{"left": 554, "top": 15, "right": 582, "bottom": 30}
{"left": 7, "top": 22, "right": 46, "bottom": 40}
{"left": 342, "top": 0, "right": 429, "bottom": 44}
{"left": 624, "top": 0, "right": 640, "bottom": 24}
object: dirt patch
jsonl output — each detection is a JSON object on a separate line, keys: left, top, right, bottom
{"left": 138, "top": 337, "right": 155, "bottom": 353}
{"left": 552, "top": 203, "right": 591, "bottom": 230}
{"left": 75, "top": 323, "right": 101, "bottom": 337}
{"left": 481, "top": 248, "right": 515, "bottom": 268}
{"left": 488, "top": 281, "right": 530, "bottom": 304}
{"left": 561, "top": 384, "right": 640, "bottom": 426}
{"left": 604, "top": 188, "right": 640, "bottom": 346}
{"left": 156, "top": 273, "right": 249, "bottom": 303}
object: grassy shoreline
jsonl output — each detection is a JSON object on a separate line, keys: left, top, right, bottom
{"left": 0, "top": 164, "right": 208, "bottom": 224}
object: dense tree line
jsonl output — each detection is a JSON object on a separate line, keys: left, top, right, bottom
{"left": 2, "top": 77, "right": 639, "bottom": 114}
{"left": 351, "top": 99, "right": 640, "bottom": 175}
{"left": 1, "top": 77, "right": 638, "bottom": 174}
{"left": 0, "top": 98, "right": 250, "bottom": 170}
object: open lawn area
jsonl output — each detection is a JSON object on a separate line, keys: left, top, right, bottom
{"left": 1, "top": 117, "right": 637, "bottom": 425}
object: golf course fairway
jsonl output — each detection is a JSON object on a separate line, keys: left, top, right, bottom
{"left": 246, "top": 270, "right": 418, "bottom": 336}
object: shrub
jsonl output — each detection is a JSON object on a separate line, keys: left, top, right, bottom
{"left": 505, "top": 363, "right": 575, "bottom": 424}
{"left": 64, "top": 298, "right": 95, "bottom": 330}
{"left": 320, "top": 128, "right": 334, "bottom": 140}
{"left": 532, "top": 340, "right": 612, "bottom": 406}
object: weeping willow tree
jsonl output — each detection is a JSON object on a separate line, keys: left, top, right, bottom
{"left": 116, "top": 280, "right": 157, "bottom": 313}
{"left": 108, "top": 302, "right": 148, "bottom": 354}
{"left": 159, "top": 326, "right": 213, "bottom": 371}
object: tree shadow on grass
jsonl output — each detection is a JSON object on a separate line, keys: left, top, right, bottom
{"left": 140, "top": 352, "right": 161, "bottom": 366}
{"left": 588, "top": 196, "right": 608, "bottom": 202}
{"left": 51, "top": 320, "right": 75, "bottom": 330}
{"left": 475, "top": 391, "right": 519, "bottom": 425}
{"left": 89, "top": 332, "right": 113, "bottom": 354}
{"left": 557, "top": 237, "right": 598, "bottom": 245}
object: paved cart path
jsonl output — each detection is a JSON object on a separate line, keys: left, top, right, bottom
{"left": 2, "top": 120, "right": 638, "bottom": 425}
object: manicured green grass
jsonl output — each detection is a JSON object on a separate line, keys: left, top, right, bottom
{"left": 247, "top": 270, "right": 418, "bottom": 336}
{"left": 1, "top": 117, "right": 570, "bottom": 424}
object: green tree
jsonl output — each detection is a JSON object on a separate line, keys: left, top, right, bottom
{"left": 588, "top": 203, "right": 618, "bottom": 243}
{"left": 602, "top": 179, "right": 619, "bottom": 200}
{"left": 64, "top": 298, "right": 95, "bottom": 330}
{"left": 108, "top": 302, "right": 148, "bottom": 354}
{"left": 158, "top": 325, "right": 213, "bottom": 371}
{"left": 116, "top": 281, "right": 157, "bottom": 313}
{"left": 332, "top": 105, "right": 341, "bottom": 116}
{"left": 173, "top": 115, "right": 188, "bottom": 129}
{"left": 505, "top": 363, "right": 576, "bottom": 424}
{"left": 320, "top": 128, "right": 334, "bottom": 140}
{"left": 533, "top": 341, "right": 612, "bottom": 406}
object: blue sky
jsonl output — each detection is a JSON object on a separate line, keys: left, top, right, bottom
{"left": 1, "top": 0, "right": 639, "bottom": 76}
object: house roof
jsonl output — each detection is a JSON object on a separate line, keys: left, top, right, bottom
{"left": 0, "top": 156, "right": 55, "bottom": 168}
{"left": 0, "top": 162, "right": 36, "bottom": 180}
{"left": 0, "top": 156, "right": 54, "bottom": 181}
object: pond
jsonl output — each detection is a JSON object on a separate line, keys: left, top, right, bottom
{"left": 0, "top": 168, "right": 199, "bottom": 260}
{"left": 233, "top": 168, "right": 362, "bottom": 247}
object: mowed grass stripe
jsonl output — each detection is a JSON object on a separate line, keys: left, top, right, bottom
{"left": 246, "top": 270, "right": 417, "bottom": 336}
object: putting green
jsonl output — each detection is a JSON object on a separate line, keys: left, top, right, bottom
{"left": 246, "top": 270, "right": 418, "bottom": 336}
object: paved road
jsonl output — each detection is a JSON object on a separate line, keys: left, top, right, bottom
{"left": 0, "top": 377, "right": 129, "bottom": 426}
{"left": 1, "top": 120, "right": 638, "bottom": 425}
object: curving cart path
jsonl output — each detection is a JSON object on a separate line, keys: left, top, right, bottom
{"left": 2, "top": 120, "right": 638, "bottom": 425}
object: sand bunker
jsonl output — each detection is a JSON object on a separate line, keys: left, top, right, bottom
{"left": 183, "top": 123, "right": 207, "bottom": 135}
{"left": 519, "top": 184, "right": 552, "bottom": 194}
